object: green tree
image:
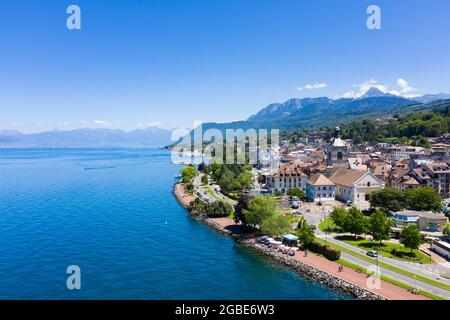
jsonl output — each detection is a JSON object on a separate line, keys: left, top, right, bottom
{"left": 370, "top": 188, "right": 405, "bottom": 212}
{"left": 443, "top": 224, "right": 450, "bottom": 237}
{"left": 185, "top": 182, "right": 194, "bottom": 194}
{"left": 296, "top": 216, "right": 315, "bottom": 246}
{"left": 237, "top": 171, "right": 253, "bottom": 190}
{"left": 404, "top": 186, "right": 443, "bottom": 212}
{"left": 329, "top": 207, "right": 347, "bottom": 230}
{"left": 343, "top": 207, "right": 368, "bottom": 239}
{"left": 181, "top": 165, "right": 197, "bottom": 183}
{"left": 244, "top": 195, "right": 278, "bottom": 228}
{"left": 234, "top": 194, "right": 251, "bottom": 225}
{"left": 415, "top": 136, "right": 431, "bottom": 149}
{"left": 208, "top": 201, "right": 233, "bottom": 217}
{"left": 287, "top": 189, "right": 306, "bottom": 200}
{"left": 188, "top": 198, "right": 207, "bottom": 215}
{"left": 368, "top": 209, "right": 393, "bottom": 245}
{"left": 400, "top": 224, "right": 422, "bottom": 253}
{"left": 273, "top": 191, "right": 283, "bottom": 197}
{"left": 261, "top": 214, "right": 291, "bottom": 237}
{"left": 201, "top": 174, "right": 209, "bottom": 185}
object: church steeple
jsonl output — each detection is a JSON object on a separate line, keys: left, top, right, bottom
{"left": 334, "top": 126, "right": 340, "bottom": 139}
{"left": 327, "top": 126, "right": 348, "bottom": 168}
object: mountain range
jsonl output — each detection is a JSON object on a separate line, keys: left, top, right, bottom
{"left": 198, "top": 89, "right": 450, "bottom": 133}
{"left": 247, "top": 88, "right": 449, "bottom": 123}
{"left": 0, "top": 127, "right": 173, "bottom": 148}
{"left": 2, "top": 88, "right": 449, "bottom": 148}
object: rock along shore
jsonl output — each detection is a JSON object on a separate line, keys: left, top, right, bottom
{"left": 174, "top": 184, "right": 384, "bottom": 300}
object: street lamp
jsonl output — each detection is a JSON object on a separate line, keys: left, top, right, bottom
{"left": 376, "top": 242, "right": 380, "bottom": 276}
{"left": 322, "top": 206, "right": 327, "bottom": 246}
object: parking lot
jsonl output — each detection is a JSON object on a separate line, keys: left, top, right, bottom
{"left": 279, "top": 197, "right": 346, "bottom": 228}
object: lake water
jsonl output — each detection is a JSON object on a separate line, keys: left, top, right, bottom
{"left": 0, "top": 149, "right": 350, "bottom": 299}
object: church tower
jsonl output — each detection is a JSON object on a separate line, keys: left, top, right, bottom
{"left": 327, "top": 126, "right": 349, "bottom": 169}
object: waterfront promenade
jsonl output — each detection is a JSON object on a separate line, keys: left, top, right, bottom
{"left": 209, "top": 217, "right": 429, "bottom": 300}
{"left": 174, "top": 183, "right": 432, "bottom": 300}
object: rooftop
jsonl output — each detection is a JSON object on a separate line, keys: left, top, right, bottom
{"left": 329, "top": 168, "right": 367, "bottom": 187}
{"left": 308, "top": 173, "right": 335, "bottom": 186}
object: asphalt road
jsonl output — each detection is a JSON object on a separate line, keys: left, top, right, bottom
{"left": 318, "top": 235, "right": 450, "bottom": 299}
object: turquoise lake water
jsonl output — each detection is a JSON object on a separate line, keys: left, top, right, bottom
{"left": 0, "top": 149, "right": 350, "bottom": 299}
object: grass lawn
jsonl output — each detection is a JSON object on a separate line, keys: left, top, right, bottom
{"left": 337, "top": 258, "right": 445, "bottom": 300}
{"left": 337, "top": 235, "right": 432, "bottom": 264}
{"left": 318, "top": 217, "right": 341, "bottom": 233}
{"left": 205, "top": 187, "right": 222, "bottom": 202}
{"left": 317, "top": 238, "right": 450, "bottom": 292}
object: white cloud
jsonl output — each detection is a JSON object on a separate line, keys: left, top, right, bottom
{"left": 137, "top": 121, "right": 165, "bottom": 128}
{"left": 341, "top": 78, "right": 420, "bottom": 99}
{"left": 395, "top": 78, "right": 418, "bottom": 97}
{"left": 93, "top": 120, "right": 112, "bottom": 127}
{"left": 298, "top": 82, "right": 328, "bottom": 91}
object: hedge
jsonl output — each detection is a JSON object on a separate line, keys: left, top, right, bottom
{"left": 307, "top": 241, "right": 341, "bottom": 261}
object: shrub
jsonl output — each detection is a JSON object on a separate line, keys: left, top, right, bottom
{"left": 273, "top": 191, "right": 283, "bottom": 197}
{"left": 207, "top": 201, "right": 233, "bottom": 217}
{"left": 323, "top": 246, "right": 341, "bottom": 261}
{"left": 307, "top": 241, "right": 325, "bottom": 254}
{"left": 307, "top": 241, "right": 341, "bottom": 261}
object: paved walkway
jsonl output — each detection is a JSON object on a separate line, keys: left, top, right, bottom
{"left": 174, "top": 183, "right": 195, "bottom": 207}
{"left": 317, "top": 235, "right": 450, "bottom": 299}
{"left": 292, "top": 249, "right": 428, "bottom": 300}
{"left": 209, "top": 218, "right": 429, "bottom": 300}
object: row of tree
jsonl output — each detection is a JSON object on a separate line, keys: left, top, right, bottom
{"left": 369, "top": 187, "right": 443, "bottom": 213}
{"left": 234, "top": 194, "right": 317, "bottom": 248}
{"left": 327, "top": 110, "right": 450, "bottom": 145}
{"left": 329, "top": 207, "right": 422, "bottom": 253}
{"left": 188, "top": 198, "right": 234, "bottom": 217}
{"left": 201, "top": 161, "right": 253, "bottom": 194}
{"left": 180, "top": 164, "right": 198, "bottom": 183}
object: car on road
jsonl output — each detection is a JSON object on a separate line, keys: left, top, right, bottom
{"left": 367, "top": 251, "right": 378, "bottom": 258}
{"left": 293, "top": 210, "right": 302, "bottom": 215}
{"left": 346, "top": 200, "right": 352, "bottom": 207}
{"left": 292, "top": 201, "right": 299, "bottom": 209}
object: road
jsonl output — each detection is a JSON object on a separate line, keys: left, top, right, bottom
{"left": 317, "top": 233, "right": 450, "bottom": 299}
{"left": 193, "top": 174, "right": 237, "bottom": 206}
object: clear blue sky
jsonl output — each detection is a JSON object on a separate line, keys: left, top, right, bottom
{"left": 1, "top": 0, "right": 449, "bottom": 133}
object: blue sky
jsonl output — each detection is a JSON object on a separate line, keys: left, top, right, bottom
{"left": 1, "top": 0, "right": 449, "bottom": 133}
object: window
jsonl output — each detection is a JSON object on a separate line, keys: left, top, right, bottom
{"left": 367, "top": 182, "right": 371, "bottom": 187}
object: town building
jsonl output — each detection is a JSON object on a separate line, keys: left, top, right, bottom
{"left": 306, "top": 173, "right": 336, "bottom": 203}
{"left": 388, "top": 146, "right": 424, "bottom": 162}
{"left": 329, "top": 168, "right": 384, "bottom": 206}
{"left": 268, "top": 164, "right": 308, "bottom": 194}
{"left": 391, "top": 210, "right": 448, "bottom": 232}
{"left": 422, "top": 162, "right": 450, "bottom": 198}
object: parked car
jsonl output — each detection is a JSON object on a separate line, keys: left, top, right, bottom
{"left": 293, "top": 210, "right": 302, "bottom": 215}
{"left": 346, "top": 200, "right": 352, "bottom": 207}
{"left": 367, "top": 251, "right": 378, "bottom": 258}
{"left": 292, "top": 201, "right": 299, "bottom": 209}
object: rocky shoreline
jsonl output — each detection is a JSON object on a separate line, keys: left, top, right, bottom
{"left": 203, "top": 217, "right": 385, "bottom": 300}
{"left": 174, "top": 184, "right": 385, "bottom": 300}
